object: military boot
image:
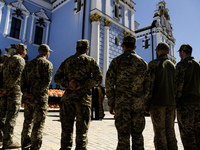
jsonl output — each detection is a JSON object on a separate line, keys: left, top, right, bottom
{"left": 3, "top": 141, "right": 21, "bottom": 149}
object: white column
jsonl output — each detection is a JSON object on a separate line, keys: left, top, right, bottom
{"left": 22, "top": 13, "right": 29, "bottom": 42}
{"left": 3, "top": 5, "right": 11, "bottom": 37}
{"left": 105, "top": 0, "right": 110, "bottom": 16}
{"left": 91, "top": 0, "right": 101, "bottom": 11}
{"left": 90, "top": 13, "right": 102, "bottom": 64}
{"left": 0, "top": 3, "right": 5, "bottom": 25}
{"left": 124, "top": 6, "right": 129, "bottom": 28}
{"left": 29, "top": 14, "right": 35, "bottom": 44}
{"left": 156, "top": 31, "right": 161, "bottom": 46}
{"left": 103, "top": 26, "right": 110, "bottom": 86}
{"left": 44, "top": 21, "right": 50, "bottom": 44}
{"left": 90, "top": 21, "right": 100, "bottom": 64}
{"left": 130, "top": 10, "right": 135, "bottom": 31}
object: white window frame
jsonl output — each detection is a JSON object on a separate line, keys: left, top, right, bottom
{"left": 74, "top": 0, "right": 82, "bottom": 14}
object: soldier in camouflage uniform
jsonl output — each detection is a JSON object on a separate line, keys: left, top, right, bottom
{"left": 0, "top": 54, "right": 10, "bottom": 89}
{"left": 175, "top": 44, "right": 200, "bottom": 150}
{"left": 21, "top": 44, "right": 53, "bottom": 150}
{"left": 0, "top": 43, "right": 27, "bottom": 149}
{"left": 144, "top": 42, "right": 178, "bottom": 150}
{"left": 54, "top": 39, "right": 102, "bottom": 150}
{"left": 106, "top": 36, "right": 148, "bottom": 150}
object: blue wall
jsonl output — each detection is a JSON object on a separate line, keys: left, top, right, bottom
{"left": 108, "top": 22, "right": 123, "bottom": 64}
{"left": 48, "top": 0, "right": 84, "bottom": 86}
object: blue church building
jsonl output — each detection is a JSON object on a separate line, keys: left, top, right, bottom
{"left": 0, "top": 0, "right": 176, "bottom": 87}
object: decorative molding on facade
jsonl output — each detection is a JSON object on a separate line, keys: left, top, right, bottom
{"left": 90, "top": 9, "right": 135, "bottom": 35}
{"left": 34, "top": 8, "right": 50, "bottom": 21}
{"left": 29, "top": 14, "right": 35, "bottom": 44}
{"left": 22, "top": 14, "right": 29, "bottom": 42}
{"left": 0, "top": 1, "right": 5, "bottom": 26}
{"left": 124, "top": 30, "right": 129, "bottom": 37}
{"left": 91, "top": 0, "right": 102, "bottom": 11}
{"left": 90, "top": 21, "right": 100, "bottom": 64}
{"left": 124, "top": 5, "right": 129, "bottom": 28}
{"left": 103, "top": 25, "right": 110, "bottom": 86}
{"left": 52, "top": 0, "right": 70, "bottom": 12}
{"left": 9, "top": 0, "right": 30, "bottom": 13}
{"left": 45, "top": 21, "right": 50, "bottom": 44}
{"left": 104, "top": 19, "right": 111, "bottom": 27}
{"left": 105, "top": 0, "right": 110, "bottom": 16}
{"left": 119, "top": 0, "right": 136, "bottom": 11}
{"left": 3, "top": 5, "right": 11, "bottom": 37}
{"left": 30, "top": 0, "right": 51, "bottom": 10}
{"left": 90, "top": 13, "right": 102, "bottom": 22}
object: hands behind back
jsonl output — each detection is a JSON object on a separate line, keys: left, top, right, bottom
{"left": 68, "top": 80, "right": 80, "bottom": 91}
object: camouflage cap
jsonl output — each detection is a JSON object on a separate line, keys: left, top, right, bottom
{"left": 122, "top": 36, "right": 136, "bottom": 44}
{"left": 156, "top": 42, "right": 169, "bottom": 51}
{"left": 178, "top": 44, "right": 192, "bottom": 52}
{"left": 76, "top": 40, "right": 89, "bottom": 48}
{"left": 16, "top": 43, "right": 28, "bottom": 51}
{"left": 38, "top": 44, "right": 53, "bottom": 52}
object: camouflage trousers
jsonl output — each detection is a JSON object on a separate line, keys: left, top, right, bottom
{"left": 21, "top": 101, "right": 48, "bottom": 150}
{"left": 150, "top": 105, "right": 178, "bottom": 150}
{"left": 177, "top": 104, "right": 200, "bottom": 150}
{"left": 114, "top": 106, "right": 145, "bottom": 150}
{"left": 59, "top": 100, "right": 91, "bottom": 150}
{"left": 0, "top": 92, "right": 21, "bottom": 146}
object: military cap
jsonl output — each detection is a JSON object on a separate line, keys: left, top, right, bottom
{"left": 122, "top": 36, "right": 136, "bottom": 44}
{"left": 38, "top": 44, "right": 53, "bottom": 52}
{"left": 156, "top": 42, "right": 169, "bottom": 51}
{"left": 16, "top": 43, "right": 28, "bottom": 51}
{"left": 178, "top": 44, "right": 192, "bottom": 52}
{"left": 76, "top": 40, "right": 89, "bottom": 48}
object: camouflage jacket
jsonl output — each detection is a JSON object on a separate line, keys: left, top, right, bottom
{"left": 3, "top": 53, "right": 25, "bottom": 94}
{"left": 21, "top": 55, "right": 53, "bottom": 102}
{"left": 54, "top": 51, "right": 102, "bottom": 106}
{"left": 105, "top": 50, "right": 149, "bottom": 108}
{"left": 175, "top": 56, "right": 200, "bottom": 104}
{"left": 147, "top": 54, "right": 176, "bottom": 106}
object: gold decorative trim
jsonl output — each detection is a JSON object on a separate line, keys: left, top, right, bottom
{"left": 154, "top": 13, "right": 159, "bottom": 17}
{"left": 160, "top": 10, "right": 164, "bottom": 15}
{"left": 170, "top": 59, "right": 176, "bottom": 64}
{"left": 130, "top": 34, "right": 135, "bottom": 37}
{"left": 166, "top": 15, "right": 170, "bottom": 20}
{"left": 104, "top": 19, "right": 111, "bottom": 27}
{"left": 124, "top": 30, "right": 129, "bottom": 37}
{"left": 90, "top": 13, "right": 102, "bottom": 22}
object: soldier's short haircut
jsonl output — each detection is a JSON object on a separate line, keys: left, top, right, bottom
{"left": 156, "top": 42, "right": 169, "bottom": 52}
{"left": 76, "top": 47, "right": 87, "bottom": 53}
{"left": 123, "top": 43, "right": 136, "bottom": 49}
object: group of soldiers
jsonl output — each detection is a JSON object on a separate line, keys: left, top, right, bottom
{"left": 106, "top": 36, "right": 200, "bottom": 150}
{"left": 0, "top": 35, "right": 199, "bottom": 150}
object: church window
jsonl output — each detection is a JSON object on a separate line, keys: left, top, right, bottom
{"left": 142, "top": 36, "right": 150, "bottom": 49}
{"left": 10, "top": 17, "right": 21, "bottom": 39}
{"left": 113, "top": 2, "right": 122, "bottom": 20}
{"left": 115, "top": 36, "right": 119, "bottom": 45}
{"left": 74, "top": 0, "right": 82, "bottom": 13}
{"left": 34, "top": 26, "right": 43, "bottom": 45}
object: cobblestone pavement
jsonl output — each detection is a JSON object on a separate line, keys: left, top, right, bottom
{"left": 12, "top": 111, "right": 183, "bottom": 150}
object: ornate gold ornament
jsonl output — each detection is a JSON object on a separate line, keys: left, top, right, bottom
{"left": 104, "top": 19, "right": 111, "bottom": 27}
{"left": 90, "top": 13, "right": 102, "bottom": 22}
{"left": 124, "top": 30, "right": 129, "bottom": 37}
